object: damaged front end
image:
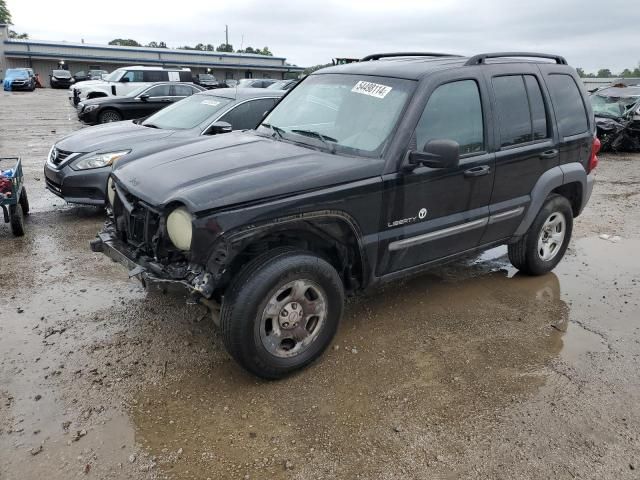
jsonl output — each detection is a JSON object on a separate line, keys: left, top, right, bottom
{"left": 90, "top": 181, "right": 216, "bottom": 301}
{"left": 591, "top": 86, "right": 640, "bottom": 152}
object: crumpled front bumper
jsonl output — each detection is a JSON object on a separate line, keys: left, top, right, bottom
{"left": 90, "top": 223, "right": 195, "bottom": 293}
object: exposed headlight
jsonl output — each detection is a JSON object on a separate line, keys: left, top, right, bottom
{"left": 166, "top": 207, "right": 193, "bottom": 251}
{"left": 106, "top": 176, "right": 116, "bottom": 206}
{"left": 72, "top": 150, "right": 130, "bottom": 170}
{"left": 84, "top": 104, "right": 99, "bottom": 112}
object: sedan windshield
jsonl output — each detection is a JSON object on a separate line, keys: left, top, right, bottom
{"left": 52, "top": 70, "right": 71, "bottom": 78}
{"left": 591, "top": 90, "right": 640, "bottom": 118}
{"left": 126, "top": 85, "right": 151, "bottom": 97}
{"left": 261, "top": 74, "right": 415, "bottom": 156}
{"left": 142, "top": 94, "right": 233, "bottom": 130}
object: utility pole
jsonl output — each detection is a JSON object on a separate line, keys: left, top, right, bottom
{"left": 225, "top": 25, "right": 229, "bottom": 48}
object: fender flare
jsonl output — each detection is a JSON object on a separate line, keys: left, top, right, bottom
{"left": 206, "top": 210, "right": 370, "bottom": 287}
{"left": 514, "top": 162, "right": 588, "bottom": 236}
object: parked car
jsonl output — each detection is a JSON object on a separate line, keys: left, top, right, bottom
{"left": 76, "top": 82, "right": 205, "bottom": 124}
{"left": 267, "top": 79, "right": 299, "bottom": 90}
{"left": 590, "top": 85, "right": 640, "bottom": 151}
{"left": 237, "top": 78, "right": 278, "bottom": 88}
{"left": 93, "top": 51, "right": 598, "bottom": 379}
{"left": 73, "top": 69, "right": 109, "bottom": 83}
{"left": 49, "top": 69, "right": 75, "bottom": 89}
{"left": 44, "top": 88, "right": 284, "bottom": 206}
{"left": 193, "top": 73, "right": 226, "bottom": 89}
{"left": 69, "top": 66, "right": 193, "bottom": 105}
{"left": 2, "top": 68, "right": 35, "bottom": 91}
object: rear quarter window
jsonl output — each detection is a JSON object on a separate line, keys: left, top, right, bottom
{"left": 546, "top": 74, "right": 589, "bottom": 137}
{"left": 143, "top": 71, "right": 168, "bottom": 82}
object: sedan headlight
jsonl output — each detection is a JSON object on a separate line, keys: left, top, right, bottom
{"left": 166, "top": 207, "right": 193, "bottom": 251}
{"left": 83, "top": 104, "right": 99, "bottom": 112}
{"left": 72, "top": 150, "right": 130, "bottom": 170}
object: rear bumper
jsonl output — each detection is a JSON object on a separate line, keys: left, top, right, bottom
{"left": 582, "top": 172, "right": 595, "bottom": 214}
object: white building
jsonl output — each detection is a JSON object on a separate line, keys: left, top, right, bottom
{"left": 0, "top": 24, "right": 303, "bottom": 87}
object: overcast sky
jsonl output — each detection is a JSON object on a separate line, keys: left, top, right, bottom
{"left": 6, "top": 0, "right": 638, "bottom": 73}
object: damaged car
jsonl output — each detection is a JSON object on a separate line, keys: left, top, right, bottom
{"left": 591, "top": 85, "right": 640, "bottom": 151}
{"left": 93, "top": 52, "right": 597, "bottom": 379}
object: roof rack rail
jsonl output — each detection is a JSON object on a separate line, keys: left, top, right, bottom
{"left": 360, "top": 52, "right": 462, "bottom": 62}
{"left": 465, "top": 52, "right": 567, "bottom": 66}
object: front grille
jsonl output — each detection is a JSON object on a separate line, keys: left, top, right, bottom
{"left": 112, "top": 186, "right": 160, "bottom": 253}
{"left": 50, "top": 147, "right": 73, "bottom": 166}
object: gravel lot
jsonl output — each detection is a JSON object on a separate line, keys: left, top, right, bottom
{"left": 1, "top": 88, "right": 639, "bottom": 480}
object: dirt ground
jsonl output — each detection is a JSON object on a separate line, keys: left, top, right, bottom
{"left": 0, "top": 88, "right": 639, "bottom": 480}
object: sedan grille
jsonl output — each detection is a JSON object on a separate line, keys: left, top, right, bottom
{"left": 49, "top": 147, "right": 73, "bottom": 166}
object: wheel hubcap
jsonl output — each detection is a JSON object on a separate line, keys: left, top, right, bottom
{"left": 102, "top": 112, "right": 119, "bottom": 123}
{"left": 537, "top": 212, "right": 566, "bottom": 261}
{"left": 260, "top": 279, "right": 327, "bottom": 358}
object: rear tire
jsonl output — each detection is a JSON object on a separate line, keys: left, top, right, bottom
{"left": 9, "top": 203, "right": 25, "bottom": 236}
{"left": 98, "top": 109, "right": 122, "bottom": 124}
{"left": 508, "top": 194, "right": 573, "bottom": 275}
{"left": 220, "top": 248, "right": 344, "bottom": 379}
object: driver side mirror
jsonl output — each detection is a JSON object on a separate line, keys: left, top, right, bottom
{"left": 139, "top": 94, "right": 149, "bottom": 102}
{"left": 205, "top": 121, "right": 233, "bottom": 135}
{"left": 120, "top": 77, "right": 130, "bottom": 83}
{"left": 408, "top": 139, "right": 460, "bottom": 169}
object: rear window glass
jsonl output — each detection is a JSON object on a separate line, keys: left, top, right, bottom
{"left": 143, "top": 71, "right": 167, "bottom": 82}
{"left": 546, "top": 74, "right": 588, "bottom": 137}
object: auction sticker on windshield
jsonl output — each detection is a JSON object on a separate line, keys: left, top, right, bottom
{"left": 351, "top": 81, "right": 392, "bottom": 99}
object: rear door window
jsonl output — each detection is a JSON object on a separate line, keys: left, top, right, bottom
{"left": 493, "top": 76, "right": 532, "bottom": 147}
{"left": 415, "top": 80, "right": 484, "bottom": 155}
{"left": 143, "top": 70, "right": 168, "bottom": 82}
{"left": 173, "top": 85, "right": 198, "bottom": 97}
{"left": 546, "top": 74, "right": 588, "bottom": 137}
{"left": 493, "top": 74, "right": 550, "bottom": 147}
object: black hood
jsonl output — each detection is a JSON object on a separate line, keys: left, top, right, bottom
{"left": 112, "top": 132, "right": 384, "bottom": 213}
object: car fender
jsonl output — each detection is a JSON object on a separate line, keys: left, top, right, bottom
{"left": 514, "top": 162, "right": 588, "bottom": 236}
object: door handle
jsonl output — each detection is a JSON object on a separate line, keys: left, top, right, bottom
{"left": 464, "top": 165, "right": 491, "bottom": 177}
{"left": 539, "top": 149, "right": 559, "bottom": 160}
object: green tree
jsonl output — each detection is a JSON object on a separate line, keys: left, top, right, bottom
{"left": 0, "top": 0, "right": 11, "bottom": 24}
{"left": 216, "top": 43, "right": 234, "bottom": 52}
{"left": 108, "top": 38, "right": 141, "bottom": 47}
{"left": 596, "top": 68, "right": 612, "bottom": 78}
{"left": 8, "top": 30, "right": 27, "bottom": 38}
{"left": 258, "top": 46, "right": 273, "bottom": 56}
{"left": 303, "top": 63, "right": 332, "bottom": 75}
{"left": 619, "top": 68, "right": 633, "bottom": 78}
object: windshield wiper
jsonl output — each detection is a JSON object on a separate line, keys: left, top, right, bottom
{"left": 143, "top": 123, "right": 160, "bottom": 129}
{"left": 290, "top": 129, "right": 338, "bottom": 153}
{"left": 262, "top": 123, "right": 285, "bottom": 140}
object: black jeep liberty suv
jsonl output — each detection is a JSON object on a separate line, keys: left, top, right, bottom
{"left": 92, "top": 52, "right": 599, "bottom": 379}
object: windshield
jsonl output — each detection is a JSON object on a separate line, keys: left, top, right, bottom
{"left": 142, "top": 94, "right": 233, "bottom": 130}
{"left": 261, "top": 74, "right": 415, "bottom": 157}
{"left": 52, "top": 70, "right": 71, "bottom": 78}
{"left": 199, "top": 74, "right": 215, "bottom": 81}
{"left": 6, "top": 69, "right": 28, "bottom": 78}
{"left": 104, "top": 69, "right": 124, "bottom": 82}
{"left": 591, "top": 92, "right": 639, "bottom": 118}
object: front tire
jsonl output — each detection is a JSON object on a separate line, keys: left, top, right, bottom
{"left": 508, "top": 194, "right": 573, "bottom": 275}
{"left": 98, "top": 109, "right": 122, "bottom": 124}
{"left": 220, "top": 249, "right": 344, "bottom": 379}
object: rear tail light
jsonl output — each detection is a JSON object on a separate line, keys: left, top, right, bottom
{"left": 588, "top": 136, "right": 601, "bottom": 173}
